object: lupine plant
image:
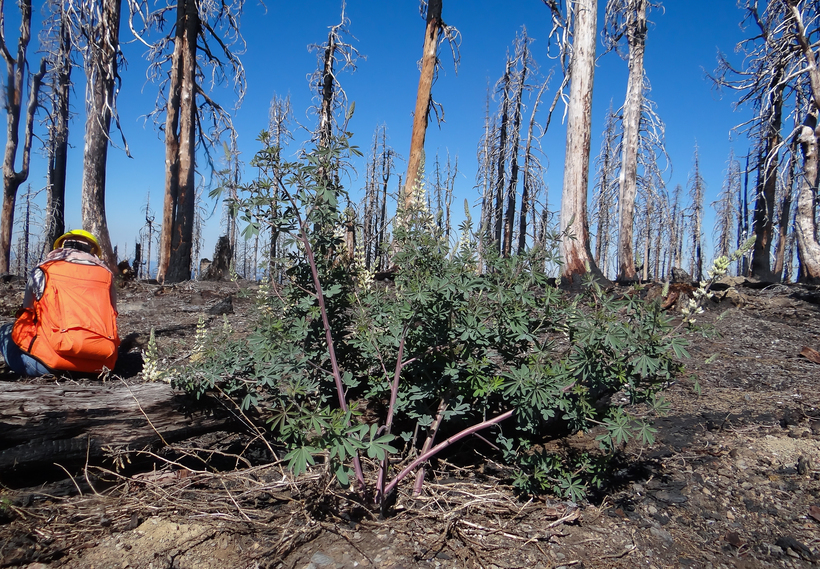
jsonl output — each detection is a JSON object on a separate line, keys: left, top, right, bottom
{"left": 176, "top": 130, "right": 688, "bottom": 504}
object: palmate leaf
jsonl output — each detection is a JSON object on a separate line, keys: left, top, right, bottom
{"left": 366, "top": 424, "right": 398, "bottom": 460}
{"left": 636, "top": 421, "right": 658, "bottom": 446}
{"left": 669, "top": 337, "right": 690, "bottom": 360}
{"left": 284, "top": 445, "right": 318, "bottom": 477}
{"left": 558, "top": 473, "right": 588, "bottom": 502}
{"left": 634, "top": 353, "right": 660, "bottom": 377}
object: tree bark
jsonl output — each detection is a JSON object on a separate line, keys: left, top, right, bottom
{"left": 0, "top": 0, "right": 42, "bottom": 273}
{"left": 795, "top": 112, "right": 820, "bottom": 283}
{"left": 503, "top": 42, "right": 528, "bottom": 258}
{"left": 616, "top": 0, "right": 647, "bottom": 283}
{"left": 785, "top": 2, "right": 820, "bottom": 282}
{"left": 559, "top": 0, "right": 605, "bottom": 286}
{"left": 0, "top": 382, "right": 230, "bottom": 474}
{"left": 773, "top": 147, "right": 796, "bottom": 279}
{"left": 750, "top": 81, "right": 783, "bottom": 282}
{"left": 158, "top": 0, "right": 199, "bottom": 283}
{"left": 403, "top": 0, "right": 442, "bottom": 208}
{"left": 44, "top": 4, "right": 72, "bottom": 251}
{"left": 80, "top": 0, "right": 121, "bottom": 270}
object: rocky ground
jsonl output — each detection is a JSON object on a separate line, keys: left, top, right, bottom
{"left": 0, "top": 276, "right": 819, "bottom": 569}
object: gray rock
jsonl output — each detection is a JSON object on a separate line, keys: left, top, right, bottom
{"left": 671, "top": 267, "right": 692, "bottom": 284}
{"left": 309, "top": 551, "right": 335, "bottom": 567}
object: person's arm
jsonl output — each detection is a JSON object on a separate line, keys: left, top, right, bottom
{"left": 22, "top": 268, "right": 45, "bottom": 308}
{"left": 109, "top": 279, "right": 118, "bottom": 312}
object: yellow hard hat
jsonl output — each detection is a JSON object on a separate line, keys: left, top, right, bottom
{"left": 54, "top": 229, "right": 102, "bottom": 257}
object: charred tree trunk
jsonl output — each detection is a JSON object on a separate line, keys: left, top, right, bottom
{"left": 773, "top": 147, "right": 796, "bottom": 279}
{"left": 559, "top": 0, "right": 605, "bottom": 286}
{"left": 689, "top": 146, "right": 705, "bottom": 282}
{"left": 404, "top": 0, "right": 442, "bottom": 208}
{"left": 158, "top": 0, "right": 199, "bottom": 283}
{"left": 795, "top": 109, "right": 820, "bottom": 283}
{"left": 593, "top": 104, "right": 619, "bottom": 276}
{"left": 80, "top": 0, "right": 121, "bottom": 270}
{"left": 615, "top": 0, "right": 646, "bottom": 283}
{"left": 44, "top": 3, "right": 72, "bottom": 251}
{"left": 318, "top": 26, "right": 337, "bottom": 151}
{"left": 0, "top": 382, "right": 231, "bottom": 475}
{"left": 784, "top": 3, "right": 820, "bottom": 282}
{"left": 503, "top": 43, "right": 528, "bottom": 258}
{"left": 493, "top": 59, "right": 512, "bottom": 249}
{"left": 750, "top": 79, "right": 783, "bottom": 282}
{"left": 377, "top": 140, "right": 390, "bottom": 271}
{"left": 0, "top": 0, "right": 43, "bottom": 273}
{"left": 518, "top": 82, "right": 545, "bottom": 255}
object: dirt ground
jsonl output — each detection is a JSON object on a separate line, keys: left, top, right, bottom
{"left": 1, "top": 276, "right": 819, "bottom": 569}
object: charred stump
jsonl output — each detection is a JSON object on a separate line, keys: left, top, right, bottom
{"left": 200, "top": 235, "right": 232, "bottom": 281}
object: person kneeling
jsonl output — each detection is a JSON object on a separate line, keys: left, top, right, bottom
{"left": 0, "top": 230, "right": 120, "bottom": 376}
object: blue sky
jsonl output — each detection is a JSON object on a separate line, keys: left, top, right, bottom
{"left": 14, "top": 0, "right": 754, "bottom": 271}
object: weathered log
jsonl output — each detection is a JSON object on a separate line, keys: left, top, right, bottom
{"left": 0, "top": 381, "right": 230, "bottom": 474}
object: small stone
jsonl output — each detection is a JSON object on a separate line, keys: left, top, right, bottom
{"left": 798, "top": 456, "right": 813, "bottom": 475}
{"left": 654, "top": 490, "right": 688, "bottom": 504}
{"left": 650, "top": 526, "right": 674, "bottom": 545}
{"left": 310, "top": 552, "right": 335, "bottom": 567}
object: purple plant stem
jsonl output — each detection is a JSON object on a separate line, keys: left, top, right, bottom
{"left": 382, "top": 409, "right": 514, "bottom": 500}
{"left": 376, "top": 332, "right": 407, "bottom": 501}
{"left": 298, "top": 224, "right": 366, "bottom": 491}
{"left": 413, "top": 396, "right": 449, "bottom": 495}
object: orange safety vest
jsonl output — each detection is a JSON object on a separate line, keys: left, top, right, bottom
{"left": 12, "top": 259, "right": 120, "bottom": 373}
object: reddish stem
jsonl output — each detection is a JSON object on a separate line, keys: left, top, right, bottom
{"left": 382, "top": 409, "right": 514, "bottom": 501}
{"left": 296, "top": 216, "right": 365, "bottom": 491}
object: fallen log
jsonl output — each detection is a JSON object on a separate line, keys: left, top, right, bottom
{"left": 0, "top": 381, "right": 231, "bottom": 475}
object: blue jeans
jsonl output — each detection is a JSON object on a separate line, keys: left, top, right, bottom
{"left": 0, "top": 322, "right": 50, "bottom": 376}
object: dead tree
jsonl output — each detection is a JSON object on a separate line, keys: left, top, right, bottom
{"left": 40, "top": 0, "right": 74, "bottom": 251}
{"left": 787, "top": 3, "right": 820, "bottom": 283}
{"left": 713, "top": 150, "right": 740, "bottom": 261}
{"left": 266, "top": 94, "right": 293, "bottom": 278}
{"left": 477, "top": 83, "right": 496, "bottom": 265}
{"left": 518, "top": 79, "right": 548, "bottom": 255}
{"left": 688, "top": 144, "right": 705, "bottom": 282}
{"left": 502, "top": 30, "right": 533, "bottom": 258}
{"left": 147, "top": 0, "right": 246, "bottom": 283}
{"left": 70, "top": 0, "right": 124, "bottom": 269}
{"left": 592, "top": 102, "right": 621, "bottom": 278}
{"left": 667, "top": 183, "right": 685, "bottom": 276}
{"left": 309, "top": 2, "right": 361, "bottom": 153}
{"left": 376, "top": 128, "right": 393, "bottom": 271}
{"left": 492, "top": 57, "right": 512, "bottom": 249}
{"left": 0, "top": 382, "right": 231, "bottom": 474}
{"left": 0, "top": 0, "right": 45, "bottom": 274}
{"left": 650, "top": 176, "right": 669, "bottom": 280}
{"left": 545, "top": 0, "right": 606, "bottom": 285}
{"left": 403, "top": 0, "right": 459, "bottom": 209}
{"left": 139, "top": 191, "right": 156, "bottom": 278}
{"left": 603, "top": 0, "right": 658, "bottom": 283}
{"left": 12, "top": 185, "right": 42, "bottom": 275}
{"left": 713, "top": 0, "right": 820, "bottom": 282}
{"left": 773, "top": 142, "right": 797, "bottom": 279}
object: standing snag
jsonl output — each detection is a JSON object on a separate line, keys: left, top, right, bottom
{"left": 77, "top": 0, "right": 122, "bottom": 270}
{"left": 147, "top": 0, "right": 246, "bottom": 283}
{"left": 548, "top": 0, "right": 605, "bottom": 285}
{"left": 0, "top": 0, "right": 45, "bottom": 274}
{"left": 403, "top": 0, "right": 459, "bottom": 210}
